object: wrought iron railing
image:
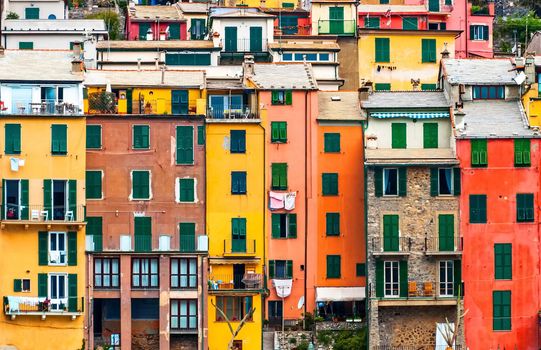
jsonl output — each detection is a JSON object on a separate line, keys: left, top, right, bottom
{"left": 223, "top": 239, "right": 256, "bottom": 254}
{"left": 207, "top": 104, "right": 258, "bottom": 119}
{"left": 1, "top": 204, "right": 84, "bottom": 222}
{"left": 425, "top": 235, "right": 463, "bottom": 253}
{"left": 208, "top": 272, "right": 263, "bottom": 290}
{"left": 371, "top": 236, "right": 412, "bottom": 253}
{"left": 10, "top": 99, "right": 81, "bottom": 115}
{"left": 318, "top": 20, "right": 356, "bottom": 35}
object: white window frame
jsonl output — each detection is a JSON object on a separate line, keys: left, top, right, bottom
{"left": 87, "top": 124, "right": 103, "bottom": 150}
{"left": 132, "top": 124, "right": 151, "bottom": 150}
{"left": 176, "top": 177, "right": 197, "bottom": 203}
{"left": 384, "top": 261, "right": 399, "bottom": 298}
{"left": 48, "top": 273, "right": 68, "bottom": 311}
{"left": 383, "top": 168, "right": 399, "bottom": 197}
{"left": 471, "top": 25, "right": 488, "bottom": 41}
{"left": 130, "top": 170, "right": 152, "bottom": 201}
{"left": 439, "top": 260, "right": 454, "bottom": 297}
{"left": 4, "top": 179, "right": 22, "bottom": 219}
{"left": 21, "top": 279, "right": 31, "bottom": 292}
{"left": 49, "top": 231, "right": 67, "bottom": 265}
{"left": 50, "top": 179, "right": 69, "bottom": 220}
{"left": 438, "top": 168, "right": 454, "bottom": 196}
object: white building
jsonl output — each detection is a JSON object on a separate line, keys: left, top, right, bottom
{"left": 2, "top": 0, "right": 66, "bottom": 20}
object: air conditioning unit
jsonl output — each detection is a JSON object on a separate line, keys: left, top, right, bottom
{"left": 120, "top": 235, "right": 132, "bottom": 251}
{"left": 159, "top": 235, "right": 171, "bottom": 251}
{"left": 86, "top": 235, "right": 95, "bottom": 252}
{"left": 197, "top": 235, "right": 209, "bottom": 252}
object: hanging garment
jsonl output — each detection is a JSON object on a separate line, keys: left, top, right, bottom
{"left": 269, "top": 191, "right": 285, "bottom": 210}
{"left": 284, "top": 192, "right": 297, "bottom": 211}
{"left": 10, "top": 157, "right": 19, "bottom": 171}
{"left": 273, "top": 278, "right": 293, "bottom": 298}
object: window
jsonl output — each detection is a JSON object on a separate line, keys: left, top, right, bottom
{"left": 48, "top": 273, "right": 68, "bottom": 311}
{"left": 374, "top": 83, "right": 391, "bottom": 91}
{"left": 269, "top": 260, "right": 293, "bottom": 279}
{"left": 132, "top": 170, "right": 150, "bottom": 200}
{"left": 470, "top": 194, "right": 487, "bottom": 223}
{"left": 231, "top": 218, "right": 247, "bottom": 253}
{"left": 384, "top": 261, "right": 399, "bottom": 297}
{"left": 356, "top": 263, "right": 366, "bottom": 277}
{"left": 326, "top": 255, "right": 341, "bottom": 278}
{"left": 86, "top": 125, "right": 101, "bottom": 149}
{"left": 69, "top": 41, "right": 84, "bottom": 50}
{"left": 3, "top": 179, "right": 28, "bottom": 220}
{"left": 383, "top": 168, "right": 398, "bottom": 196}
{"left": 471, "top": 139, "right": 488, "bottom": 167}
{"left": 470, "top": 25, "right": 489, "bottom": 41}
{"left": 439, "top": 260, "right": 454, "bottom": 296}
{"left": 132, "top": 258, "right": 159, "bottom": 288}
{"left": 180, "top": 222, "right": 196, "bottom": 252}
{"left": 271, "top": 163, "right": 288, "bottom": 190}
{"left": 365, "top": 16, "right": 380, "bottom": 28}
{"left": 319, "top": 53, "right": 330, "bottom": 61}
{"left": 230, "top": 130, "right": 246, "bottom": 153}
{"left": 132, "top": 125, "right": 150, "bottom": 149}
{"left": 421, "top": 83, "right": 438, "bottom": 90}
{"left": 94, "top": 257, "right": 120, "bottom": 288}
{"left": 391, "top": 123, "right": 406, "bottom": 149}
{"left": 322, "top": 173, "right": 338, "bottom": 195}
{"left": 49, "top": 232, "right": 67, "bottom": 265}
{"left": 134, "top": 217, "right": 152, "bottom": 252}
{"left": 423, "top": 122, "right": 438, "bottom": 148}
{"left": 493, "top": 291, "right": 511, "bottom": 331}
{"left": 231, "top": 171, "right": 247, "bottom": 194}
{"left": 430, "top": 168, "right": 461, "bottom": 196}
{"left": 380, "top": 0, "right": 389, "bottom": 3}
{"left": 514, "top": 139, "right": 530, "bottom": 167}
{"left": 295, "top": 53, "right": 319, "bottom": 61}
{"left": 171, "top": 258, "right": 197, "bottom": 289}
{"left": 215, "top": 296, "right": 253, "bottom": 322}
{"left": 5, "top": 124, "right": 21, "bottom": 154}
{"left": 171, "top": 300, "right": 197, "bottom": 330}
{"left": 197, "top": 125, "right": 205, "bottom": 145}
{"left": 176, "top": 126, "right": 194, "bottom": 164}
{"left": 516, "top": 193, "right": 534, "bottom": 223}
{"left": 383, "top": 215, "right": 399, "bottom": 251}
{"left": 179, "top": 178, "right": 195, "bottom": 202}
{"left": 51, "top": 124, "right": 67, "bottom": 155}
{"left": 428, "top": 22, "right": 446, "bottom": 30}
{"left": 279, "top": 16, "right": 298, "bottom": 35}
{"left": 375, "top": 38, "right": 390, "bottom": 63}
{"left": 86, "top": 171, "right": 102, "bottom": 199}
{"left": 283, "top": 53, "right": 330, "bottom": 62}
{"left": 326, "top": 213, "right": 340, "bottom": 236}
{"left": 139, "top": 23, "right": 151, "bottom": 40}
{"left": 43, "top": 179, "right": 75, "bottom": 221}
{"left": 494, "top": 243, "right": 512, "bottom": 280}
{"left": 422, "top": 39, "right": 437, "bottom": 63}
{"left": 271, "top": 122, "right": 287, "bottom": 143}
{"left": 13, "top": 279, "right": 30, "bottom": 292}
{"left": 271, "top": 213, "right": 297, "bottom": 238}
{"left": 438, "top": 214, "right": 455, "bottom": 251}
{"left": 473, "top": 86, "right": 504, "bottom": 100}
{"left": 25, "top": 7, "right": 39, "bottom": 19}
{"left": 86, "top": 217, "right": 103, "bottom": 252}
{"left": 171, "top": 90, "right": 189, "bottom": 114}
{"left": 19, "top": 41, "right": 34, "bottom": 50}
{"left": 190, "top": 18, "right": 207, "bottom": 40}
{"left": 402, "top": 17, "right": 418, "bottom": 30}
{"left": 165, "top": 53, "right": 211, "bottom": 65}
{"left": 324, "top": 133, "right": 340, "bottom": 153}
{"left": 271, "top": 90, "right": 292, "bottom": 105}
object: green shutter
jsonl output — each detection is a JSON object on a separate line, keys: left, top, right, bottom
{"left": 38, "top": 273, "right": 48, "bottom": 298}
{"left": 197, "top": 125, "right": 205, "bottom": 145}
{"left": 423, "top": 123, "right": 438, "bottom": 148}
{"left": 51, "top": 124, "right": 67, "bottom": 154}
{"left": 68, "top": 231, "right": 77, "bottom": 266}
{"left": 5, "top": 124, "right": 21, "bottom": 154}
{"left": 1, "top": 179, "right": 4, "bottom": 220}
{"left": 180, "top": 222, "right": 196, "bottom": 252}
{"left": 356, "top": 263, "right": 366, "bottom": 277}
{"left": 453, "top": 168, "right": 461, "bottom": 195}
{"left": 230, "top": 130, "right": 246, "bottom": 153}
{"left": 171, "top": 90, "right": 189, "bottom": 114}
{"left": 19, "top": 42, "right": 34, "bottom": 50}
{"left": 398, "top": 168, "right": 407, "bottom": 197}
{"left": 68, "top": 274, "right": 77, "bottom": 312}
{"left": 87, "top": 217, "right": 103, "bottom": 252}
{"left": 179, "top": 178, "right": 195, "bottom": 202}
{"left": 132, "top": 171, "right": 150, "bottom": 199}
{"left": 86, "top": 171, "right": 102, "bottom": 200}
{"left": 438, "top": 214, "right": 454, "bottom": 251}
{"left": 271, "top": 163, "right": 287, "bottom": 190}
{"left": 326, "top": 213, "right": 340, "bottom": 236}
{"left": 249, "top": 26, "right": 263, "bottom": 52}
{"left": 428, "top": 0, "right": 440, "bottom": 11}
{"left": 365, "top": 17, "right": 380, "bottom": 29}
{"left": 269, "top": 260, "right": 275, "bottom": 278}
{"left": 471, "top": 139, "right": 487, "bottom": 167}
{"left": 68, "top": 180, "right": 77, "bottom": 220}
{"left": 86, "top": 125, "right": 101, "bottom": 149}
{"left": 322, "top": 173, "right": 338, "bottom": 195}
{"left": 383, "top": 215, "right": 399, "bottom": 251}
{"left": 493, "top": 291, "right": 511, "bottom": 331}
{"left": 374, "top": 168, "right": 383, "bottom": 197}
{"left": 176, "top": 126, "right": 194, "bottom": 164}
{"left": 430, "top": 168, "right": 439, "bottom": 197}
{"left": 288, "top": 214, "right": 297, "bottom": 238}
{"left": 43, "top": 179, "right": 52, "bottom": 219}
{"left": 495, "top": 243, "right": 512, "bottom": 280}
{"left": 224, "top": 27, "right": 238, "bottom": 51}
{"left": 375, "top": 260, "right": 384, "bottom": 297}
{"left": 271, "top": 122, "right": 287, "bottom": 143}
{"left": 402, "top": 17, "right": 418, "bottom": 30}
{"left": 470, "top": 194, "right": 487, "bottom": 223}
{"left": 517, "top": 193, "right": 534, "bottom": 223}
{"left": 169, "top": 23, "right": 180, "bottom": 39}
{"left": 514, "top": 139, "right": 531, "bottom": 167}
{"left": 20, "top": 179, "right": 29, "bottom": 220}
{"left": 285, "top": 91, "right": 293, "bottom": 105}
{"left": 374, "top": 83, "right": 391, "bottom": 91}
{"left": 326, "top": 255, "right": 340, "bottom": 278}
{"left": 324, "top": 133, "right": 340, "bottom": 153}
{"left": 454, "top": 260, "right": 462, "bottom": 297}
{"left": 271, "top": 214, "right": 280, "bottom": 238}
{"left": 25, "top": 7, "right": 39, "bottom": 19}
{"left": 375, "top": 38, "right": 390, "bottom": 63}
{"left": 38, "top": 231, "right": 48, "bottom": 266}
{"left": 134, "top": 216, "right": 151, "bottom": 252}
{"left": 421, "top": 84, "right": 438, "bottom": 91}
{"left": 133, "top": 125, "right": 150, "bottom": 149}
{"left": 14, "top": 279, "right": 22, "bottom": 292}
{"left": 391, "top": 123, "right": 406, "bottom": 149}
{"left": 399, "top": 260, "right": 408, "bottom": 298}
{"left": 422, "top": 39, "right": 437, "bottom": 63}
{"left": 286, "top": 260, "right": 293, "bottom": 278}
{"left": 139, "top": 23, "right": 150, "bottom": 40}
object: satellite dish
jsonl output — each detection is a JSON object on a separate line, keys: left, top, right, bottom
{"left": 297, "top": 296, "right": 305, "bottom": 309}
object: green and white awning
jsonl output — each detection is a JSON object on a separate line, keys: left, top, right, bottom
{"left": 370, "top": 111, "right": 450, "bottom": 119}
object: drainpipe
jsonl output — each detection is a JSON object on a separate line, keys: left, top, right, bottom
{"left": 202, "top": 116, "right": 207, "bottom": 350}
{"left": 256, "top": 96, "right": 266, "bottom": 350}
{"left": 464, "top": 0, "right": 468, "bottom": 57}
{"left": 361, "top": 118, "right": 370, "bottom": 350}
{"left": 303, "top": 90, "right": 309, "bottom": 326}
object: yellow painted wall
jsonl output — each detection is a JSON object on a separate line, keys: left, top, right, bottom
{"left": 358, "top": 32, "right": 456, "bottom": 90}
{"left": 523, "top": 83, "right": 541, "bottom": 127}
{"left": 206, "top": 122, "right": 265, "bottom": 350}
{"left": 311, "top": 2, "right": 356, "bottom": 35}
{"left": 226, "top": 0, "right": 300, "bottom": 8}
{"left": 0, "top": 117, "right": 86, "bottom": 350}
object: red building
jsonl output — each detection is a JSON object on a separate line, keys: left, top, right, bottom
{"left": 126, "top": 5, "right": 187, "bottom": 41}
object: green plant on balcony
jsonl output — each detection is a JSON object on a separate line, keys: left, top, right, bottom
{"left": 88, "top": 92, "right": 116, "bottom": 114}
{"left": 6, "top": 12, "right": 19, "bottom": 19}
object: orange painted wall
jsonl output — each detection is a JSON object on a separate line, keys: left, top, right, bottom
{"left": 458, "top": 138, "right": 541, "bottom": 349}
{"left": 261, "top": 90, "right": 319, "bottom": 320}
{"left": 316, "top": 124, "right": 365, "bottom": 288}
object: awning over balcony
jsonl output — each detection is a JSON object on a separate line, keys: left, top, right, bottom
{"left": 370, "top": 111, "right": 450, "bottom": 119}
{"left": 316, "top": 287, "right": 365, "bottom": 302}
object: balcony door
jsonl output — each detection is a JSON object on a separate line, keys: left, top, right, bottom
{"left": 439, "top": 261, "right": 454, "bottom": 297}
{"left": 233, "top": 264, "right": 245, "bottom": 289}
{"left": 249, "top": 27, "right": 262, "bottom": 52}
{"left": 3, "top": 180, "right": 26, "bottom": 220}
{"left": 224, "top": 27, "right": 237, "bottom": 52}
{"left": 49, "top": 273, "right": 67, "bottom": 311}
{"left": 329, "top": 7, "right": 344, "bottom": 34}
{"left": 438, "top": 214, "right": 455, "bottom": 251}
{"left": 53, "top": 180, "right": 67, "bottom": 220}
{"left": 209, "top": 95, "right": 242, "bottom": 119}
{"left": 232, "top": 218, "right": 246, "bottom": 253}
{"left": 429, "top": 0, "right": 440, "bottom": 12}
{"left": 383, "top": 215, "right": 399, "bottom": 252}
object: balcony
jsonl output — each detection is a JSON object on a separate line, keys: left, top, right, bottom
{"left": 3, "top": 99, "right": 81, "bottom": 115}
{"left": 223, "top": 239, "right": 257, "bottom": 256}
{"left": 3, "top": 296, "right": 84, "bottom": 320}
{"left": 87, "top": 91, "right": 199, "bottom": 115}
{"left": 206, "top": 105, "right": 259, "bottom": 121}
{"left": 103, "top": 234, "right": 208, "bottom": 253}
{"left": 374, "top": 346, "right": 464, "bottom": 350}
{"left": 1, "top": 205, "right": 85, "bottom": 229}
{"left": 317, "top": 20, "right": 356, "bottom": 36}
{"left": 425, "top": 236, "right": 462, "bottom": 256}
{"left": 274, "top": 24, "right": 312, "bottom": 36}
{"left": 371, "top": 237, "right": 412, "bottom": 257}
{"left": 219, "top": 38, "right": 272, "bottom": 64}
{"left": 375, "top": 281, "right": 458, "bottom": 307}
{"left": 208, "top": 272, "right": 263, "bottom": 291}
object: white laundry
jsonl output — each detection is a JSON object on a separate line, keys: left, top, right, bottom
{"left": 18, "top": 159, "right": 25, "bottom": 166}
{"left": 273, "top": 278, "right": 293, "bottom": 298}
{"left": 284, "top": 192, "right": 297, "bottom": 211}
{"left": 8, "top": 296, "right": 20, "bottom": 312}
{"left": 49, "top": 251, "right": 60, "bottom": 263}
{"left": 10, "top": 157, "right": 19, "bottom": 171}
{"left": 269, "top": 191, "right": 285, "bottom": 210}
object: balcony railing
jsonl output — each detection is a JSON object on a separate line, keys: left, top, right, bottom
{"left": 371, "top": 237, "right": 412, "bottom": 254}
{"left": 221, "top": 38, "right": 269, "bottom": 53}
{"left": 318, "top": 20, "right": 356, "bottom": 35}
{"left": 223, "top": 239, "right": 256, "bottom": 255}
{"left": 88, "top": 91, "right": 195, "bottom": 115}
{"left": 180, "top": 234, "right": 197, "bottom": 252}
{"left": 208, "top": 272, "right": 263, "bottom": 291}
{"left": 6, "top": 99, "right": 81, "bottom": 115}
{"left": 206, "top": 105, "right": 258, "bottom": 120}
{"left": 425, "top": 236, "right": 463, "bottom": 254}
{"left": 274, "top": 25, "right": 312, "bottom": 36}
{"left": 88, "top": 91, "right": 116, "bottom": 114}
{"left": 1, "top": 204, "right": 85, "bottom": 223}
{"left": 4, "top": 295, "right": 84, "bottom": 319}
{"left": 470, "top": 4, "right": 490, "bottom": 15}
{"left": 374, "top": 346, "right": 463, "bottom": 350}
{"left": 134, "top": 235, "right": 152, "bottom": 252}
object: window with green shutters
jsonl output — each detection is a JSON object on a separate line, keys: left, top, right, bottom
{"left": 493, "top": 291, "right": 511, "bottom": 331}
{"left": 402, "top": 17, "right": 418, "bottom": 30}
{"left": 132, "top": 170, "right": 150, "bottom": 200}
{"left": 514, "top": 139, "right": 531, "bottom": 167}
{"left": 249, "top": 26, "right": 263, "bottom": 52}
{"left": 272, "top": 163, "right": 288, "bottom": 190}
{"left": 86, "top": 125, "right": 101, "bottom": 149}
{"left": 374, "top": 167, "right": 407, "bottom": 197}
{"left": 139, "top": 23, "right": 151, "bottom": 40}
{"left": 269, "top": 260, "right": 293, "bottom": 279}
{"left": 421, "top": 39, "right": 437, "bottom": 63}
{"left": 51, "top": 124, "right": 67, "bottom": 155}
{"left": 86, "top": 170, "right": 102, "bottom": 199}
{"left": 168, "top": 23, "right": 180, "bottom": 40}
{"left": 356, "top": 263, "right": 366, "bottom": 277}
{"left": 68, "top": 231, "right": 77, "bottom": 266}
{"left": 230, "top": 130, "right": 246, "bottom": 153}
{"left": 197, "top": 126, "right": 205, "bottom": 145}
{"left": 271, "top": 90, "right": 293, "bottom": 105}
{"left": 25, "top": 7, "right": 39, "bottom": 19}
{"left": 19, "top": 42, "right": 34, "bottom": 50}
{"left": 470, "top": 194, "right": 487, "bottom": 223}
{"left": 38, "top": 273, "right": 47, "bottom": 298}
{"left": 421, "top": 83, "right": 438, "bottom": 90}
{"left": 375, "top": 38, "right": 390, "bottom": 63}
{"left": 68, "top": 274, "right": 78, "bottom": 312}
{"left": 224, "top": 26, "right": 238, "bottom": 52}
{"left": 179, "top": 178, "right": 195, "bottom": 202}
{"left": 231, "top": 171, "right": 247, "bottom": 194}
{"left": 322, "top": 173, "right": 338, "bottom": 195}
{"left": 365, "top": 17, "right": 380, "bottom": 28}
{"left": 86, "top": 217, "right": 103, "bottom": 252}
{"left": 494, "top": 243, "right": 512, "bottom": 280}
{"left": 438, "top": 214, "right": 455, "bottom": 251}
{"left": 180, "top": 222, "right": 196, "bottom": 252}
{"left": 231, "top": 218, "right": 247, "bottom": 253}
{"left": 271, "top": 122, "right": 287, "bottom": 143}
{"left": 391, "top": 123, "right": 406, "bottom": 149}
{"left": 176, "top": 126, "right": 194, "bottom": 164}
{"left": 271, "top": 213, "right": 297, "bottom": 239}
{"left": 423, "top": 122, "right": 438, "bottom": 148}
{"left": 171, "top": 90, "right": 189, "bottom": 114}
{"left": 516, "top": 193, "right": 534, "bottom": 222}
{"left": 5, "top": 124, "right": 21, "bottom": 154}
{"left": 13, "top": 279, "right": 29, "bottom": 292}
{"left": 134, "top": 216, "right": 152, "bottom": 252}
{"left": 326, "top": 255, "right": 341, "bottom": 278}
{"left": 165, "top": 53, "right": 211, "bottom": 65}
{"left": 430, "top": 167, "right": 461, "bottom": 196}
{"left": 132, "top": 125, "right": 150, "bottom": 149}
{"left": 383, "top": 214, "right": 399, "bottom": 251}
{"left": 324, "top": 133, "right": 340, "bottom": 153}
{"left": 471, "top": 139, "right": 488, "bottom": 167}
{"left": 326, "top": 213, "right": 340, "bottom": 236}
{"left": 190, "top": 18, "right": 206, "bottom": 40}
{"left": 375, "top": 83, "right": 391, "bottom": 91}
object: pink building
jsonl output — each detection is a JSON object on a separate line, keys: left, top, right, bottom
{"left": 126, "top": 5, "right": 187, "bottom": 41}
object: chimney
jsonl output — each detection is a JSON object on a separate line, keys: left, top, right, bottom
{"left": 242, "top": 54, "right": 255, "bottom": 77}
{"left": 137, "top": 58, "right": 142, "bottom": 71}
{"left": 72, "top": 41, "right": 82, "bottom": 59}
{"left": 71, "top": 59, "right": 83, "bottom": 73}
{"left": 525, "top": 52, "right": 536, "bottom": 84}
{"left": 358, "top": 83, "right": 372, "bottom": 101}
{"left": 160, "top": 66, "right": 166, "bottom": 84}
{"left": 441, "top": 42, "right": 450, "bottom": 59}
{"left": 411, "top": 79, "right": 421, "bottom": 91}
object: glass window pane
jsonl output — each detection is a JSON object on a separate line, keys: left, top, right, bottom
{"left": 171, "top": 260, "right": 178, "bottom": 274}
{"left": 180, "top": 259, "right": 187, "bottom": 274}
{"left": 189, "top": 276, "right": 197, "bottom": 288}
{"left": 151, "top": 259, "right": 158, "bottom": 273}
{"left": 180, "top": 276, "right": 188, "bottom": 287}
{"left": 142, "top": 275, "right": 149, "bottom": 287}
{"left": 112, "top": 260, "right": 119, "bottom": 273}
{"left": 112, "top": 275, "right": 119, "bottom": 287}
{"left": 104, "top": 275, "right": 110, "bottom": 287}
{"left": 95, "top": 275, "right": 102, "bottom": 287}
{"left": 151, "top": 275, "right": 158, "bottom": 287}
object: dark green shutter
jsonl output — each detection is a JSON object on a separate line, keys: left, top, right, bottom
{"left": 69, "top": 180, "right": 77, "bottom": 220}
{"left": 179, "top": 178, "right": 195, "bottom": 202}
{"left": 271, "top": 91, "right": 279, "bottom": 105}
{"left": 25, "top": 7, "right": 39, "bottom": 19}
{"left": 438, "top": 214, "right": 454, "bottom": 251}
{"left": 402, "top": 17, "right": 418, "bottom": 30}
{"left": 271, "top": 163, "right": 287, "bottom": 190}
{"left": 43, "top": 179, "right": 52, "bottom": 219}
{"left": 19, "top": 42, "right": 34, "bottom": 50}
{"left": 324, "top": 133, "right": 340, "bottom": 153}
{"left": 471, "top": 139, "right": 487, "bottom": 167}
{"left": 453, "top": 168, "right": 461, "bottom": 195}
{"left": 249, "top": 27, "right": 262, "bottom": 52}
{"left": 86, "top": 125, "right": 101, "bottom": 149}
{"left": 176, "top": 126, "right": 194, "bottom": 164}
{"left": 38, "top": 273, "right": 48, "bottom": 298}
{"left": 430, "top": 168, "right": 438, "bottom": 197}
{"left": 391, "top": 123, "right": 406, "bottom": 149}
{"left": 271, "top": 214, "right": 280, "bottom": 238}
{"left": 126, "top": 89, "right": 133, "bottom": 114}
{"left": 470, "top": 194, "right": 487, "bottom": 223}
{"left": 375, "top": 38, "right": 390, "bottom": 62}
{"left": 68, "top": 274, "right": 77, "bottom": 312}
{"left": 285, "top": 91, "right": 293, "bottom": 105}
{"left": 169, "top": 23, "right": 180, "bottom": 39}
{"left": 517, "top": 193, "right": 534, "bottom": 223}
{"left": 493, "top": 291, "right": 511, "bottom": 331}
{"left": 375, "top": 260, "right": 384, "bottom": 297}
{"left": 133, "top": 125, "right": 149, "bottom": 149}
{"left": 87, "top": 217, "right": 103, "bottom": 252}
{"left": 286, "top": 260, "right": 293, "bottom": 278}
{"left": 428, "top": 0, "right": 439, "bottom": 11}
{"left": 423, "top": 123, "right": 438, "bottom": 148}
{"left": 51, "top": 124, "right": 67, "bottom": 154}
{"left": 14, "top": 279, "right": 22, "bottom": 292}
{"left": 288, "top": 214, "right": 297, "bottom": 238}
{"left": 197, "top": 126, "right": 205, "bottom": 145}
{"left": 224, "top": 27, "right": 237, "bottom": 51}
{"left": 399, "top": 260, "right": 408, "bottom": 297}
{"left": 398, "top": 168, "right": 407, "bottom": 197}
{"left": 383, "top": 215, "right": 399, "bottom": 251}
{"left": 1, "top": 179, "right": 4, "bottom": 220}
{"left": 86, "top": 171, "right": 101, "bottom": 200}
{"left": 180, "top": 222, "right": 196, "bottom": 252}
{"left": 20, "top": 179, "right": 29, "bottom": 220}
{"left": 5, "top": 124, "right": 21, "bottom": 154}
{"left": 422, "top": 39, "right": 437, "bottom": 63}
{"left": 139, "top": 23, "right": 150, "bottom": 40}
{"left": 454, "top": 260, "right": 462, "bottom": 296}
{"left": 38, "top": 231, "right": 48, "bottom": 265}
{"left": 483, "top": 26, "right": 489, "bottom": 40}
{"left": 514, "top": 139, "right": 531, "bottom": 167}
{"left": 269, "top": 260, "right": 275, "bottom": 278}
{"left": 172, "top": 90, "right": 189, "bottom": 115}
{"left": 132, "top": 171, "right": 150, "bottom": 199}
{"left": 374, "top": 168, "right": 383, "bottom": 197}
{"left": 68, "top": 231, "right": 77, "bottom": 266}
{"left": 134, "top": 216, "right": 151, "bottom": 252}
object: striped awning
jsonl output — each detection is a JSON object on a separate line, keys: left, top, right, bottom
{"left": 370, "top": 111, "right": 450, "bottom": 119}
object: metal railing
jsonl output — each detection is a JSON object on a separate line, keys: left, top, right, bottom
{"left": 180, "top": 234, "right": 197, "bottom": 252}
{"left": 4, "top": 295, "right": 84, "bottom": 315}
{"left": 274, "top": 25, "right": 312, "bottom": 36}
{"left": 371, "top": 236, "right": 412, "bottom": 253}
{"left": 88, "top": 91, "right": 194, "bottom": 115}
{"left": 208, "top": 272, "right": 263, "bottom": 290}
{"left": 134, "top": 235, "right": 152, "bottom": 252}
{"left": 317, "top": 20, "right": 356, "bottom": 35}
{"left": 425, "top": 236, "right": 463, "bottom": 253}
{"left": 374, "top": 346, "right": 463, "bottom": 350}
{"left": 223, "top": 239, "right": 256, "bottom": 255}
{"left": 8, "top": 99, "right": 81, "bottom": 115}
{"left": 221, "top": 38, "right": 269, "bottom": 52}
{"left": 1, "top": 204, "right": 84, "bottom": 222}
{"left": 207, "top": 105, "right": 258, "bottom": 120}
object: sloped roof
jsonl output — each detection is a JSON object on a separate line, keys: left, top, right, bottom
{"left": 318, "top": 91, "right": 363, "bottom": 121}
{"left": 247, "top": 63, "right": 318, "bottom": 90}
{"left": 362, "top": 91, "right": 450, "bottom": 109}
{"left": 3, "top": 19, "right": 107, "bottom": 33}
{"left": 211, "top": 9, "right": 275, "bottom": 18}
{"left": 177, "top": 2, "right": 210, "bottom": 13}
{"left": 525, "top": 31, "right": 541, "bottom": 56}
{"left": 358, "top": 4, "right": 428, "bottom": 13}
{"left": 96, "top": 40, "right": 217, "bottom": 50}
{"left": 0, "top": 50, "right": 83, "bottom": 82}
{"left": 84, "top": 69, "right": 205, "bottom": 88}
{"left": 442, "top": 59, "right": 518, "bottom": 85}
{"left": 129, "top": 5, "right": 184, "bottom": 20}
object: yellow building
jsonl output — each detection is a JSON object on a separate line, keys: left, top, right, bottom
{"left": 310, "top": 0, "right": 357, "bottom": 36}
{"left": 358, "top": 29, "right": 459, "bottom": 91}
{"left": 522, "top": 83, "right": 541, "bottom": 127}
{"left": 205, "top": 81, "right": 265, "bottom": 350}
{"left": 0, "top": 49, "right": 87, "bottom": 350}
{"left": 223, "top": 0, "right": 301, "bottom": 9}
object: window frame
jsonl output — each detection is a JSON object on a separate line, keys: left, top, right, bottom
{"left": 230, "top": 130, "right": 246, "bottom": 154}
{"left": 178, "top": 178, "right": 195, "bottom": 203}
{"left": 439, "top": 260, "right": 454, "bottom": 297}
{"left": 324, "top": 133, "right": 340, "bottom": 153}
{"left": 421, "top": 38, "right": 437, "bottom": 63}
{"left": 171, "top": 257, "right": 197, "bottom": 289}
{"left": 171, "top": 299, "right": 198, "bottom": 330}
{"left": 132, "top": 124, "right": 150, "bottom": 150}
{"left": 382, "top": 168, "right": 398, "bottom": 197}
{"left": 49, "top": 231, "right": 67, "bottom": 266}
{"left": 231, "top": 171, "right": 247, "bottom": 195}
{"left": 271, "top": 163, "right": 288, "bottom": 190}
{"left": 94, "top": 257, "right": 120, "bottom": 289}
{"left": 131, "top": 170, "right": 151, "bottom": 200}
{"left": 131, "top": 257, "right": 159, "bottom": 289}
{"left": 438, "top": 168, "right": 453, "bottom": 196}
{"left": 384, "top": 261, "right": 399, "bottom": 298}
{"left": 472, "top": 86, "right": 505, "bottom": 100}
{"left": 271, "top": 90, "right": 292, "bottom": 105}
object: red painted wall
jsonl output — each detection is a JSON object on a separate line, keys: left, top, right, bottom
{"left": 458, "top": 138, "right": 540, "bottom": 349}
{"left": 126, "top": 21, "right": 187, "bottom": 41}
